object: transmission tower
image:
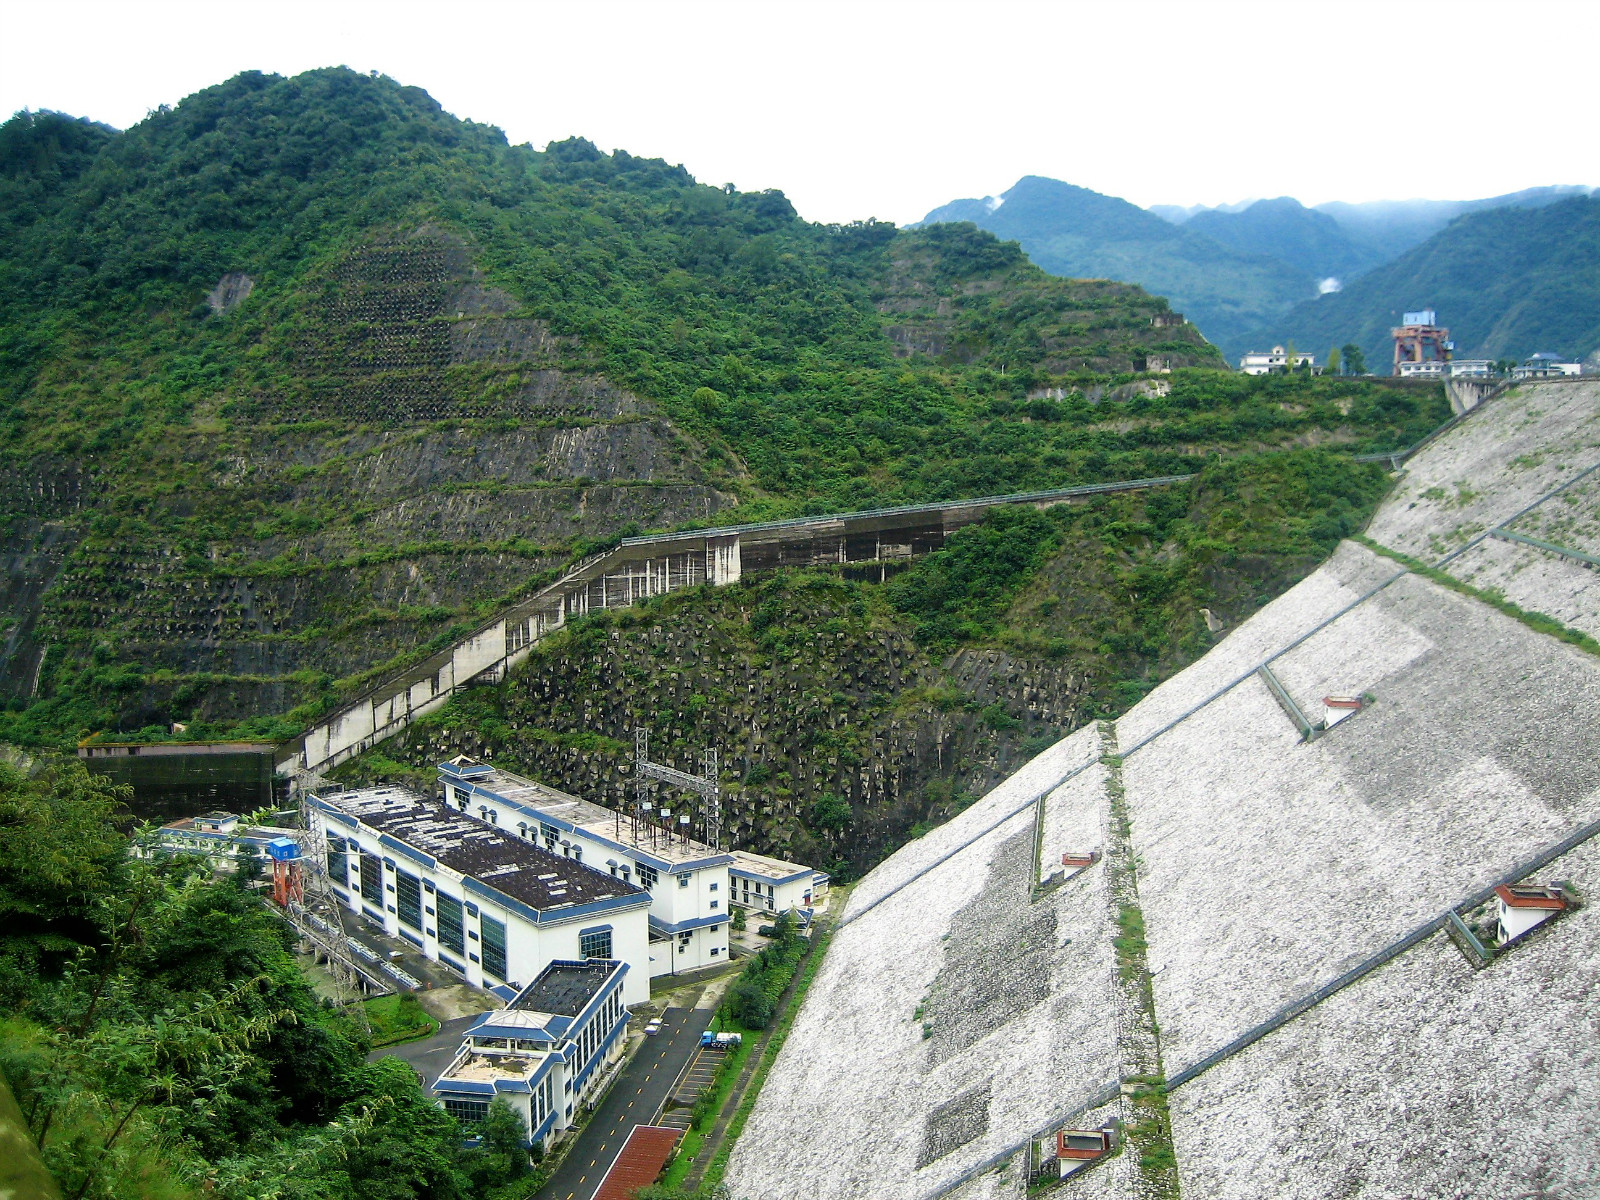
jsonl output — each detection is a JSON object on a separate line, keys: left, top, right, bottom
{"left": 292, "top": 795, "right": 373, "bottom": 1036}
{"left": 633, "top": 727, "right": 722, "bottom": 850}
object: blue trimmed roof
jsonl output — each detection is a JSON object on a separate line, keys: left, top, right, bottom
{"left": 307, "top": 790, "right": 650, "bottom": 924}
{"left": 434, "top": 1079, "right": 495, "bottom": 1096}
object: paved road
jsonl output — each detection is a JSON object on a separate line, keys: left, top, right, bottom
{"left": 368, "top": 1014, "right": 478, "bottom": 1083}
{"left": 535, "top": 1006, "right": 715, "bottom": 1200}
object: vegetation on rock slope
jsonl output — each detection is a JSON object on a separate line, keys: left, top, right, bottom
{"left": 338, "top": 450, "right": 1391, "bottom": 877}
{"left": 0, "top": 69, "right": 1451, "bottom": 753}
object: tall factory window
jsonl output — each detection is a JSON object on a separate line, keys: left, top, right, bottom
{"left": 395, "top": 869, "right": 422, "bottom": 931}
{"left": 326, "top": 837, "right": 348, "bottom": 885}
{"left": 436, "top": 893, "right": 465, "bottom": 955}
{"left": 481, "top": 915, "right": 508, "bottom": 981}
{"left": 359, "top": 852, "right": 383, "bottom": 906}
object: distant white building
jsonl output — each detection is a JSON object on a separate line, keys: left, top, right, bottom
{"left": 1513, "top": 352, "right": 1581, "bottom": 380}
{"left": 432, "top": 957, "right": 629, "bottom": 1151}
{"left": 1398, "top": 358, "right": 1498, "bottom": 379}
{"left": 306, "top": 784, "right": 653, "bottom": 1004}
{"left": 141, "top": 811, "right": 300, "bottom": 869}
{"left": 1239, "top": 346, "right": 1317, "bottom": 375}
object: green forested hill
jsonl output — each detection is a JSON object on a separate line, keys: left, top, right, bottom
{"left": 1254, "top": 195, "right": 1600, "bottom": 370}
{"left": 0, "top": 69, "right": 1445, "bottom": 750}
{"left": 1184, "top": 197, "right": 1379, "bottom": 286}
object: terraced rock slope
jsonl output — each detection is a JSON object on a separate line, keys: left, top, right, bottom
{"left": 725, "top": 378, "right": 1600, "bottom": 1200}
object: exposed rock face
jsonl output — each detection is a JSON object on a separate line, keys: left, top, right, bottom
{"left": 346, "top": 576, "right": 1090, "bottom": 874}
{"left": 5, "top": 228, "right": 727, "bottom": 721}
{"left": 206, "top": 272, "right": 254, "bottom": 314}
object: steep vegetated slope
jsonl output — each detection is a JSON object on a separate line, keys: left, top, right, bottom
{"left": 1256, "top": 195, "right": 1600, "bottom": 369}
{"left": 337, "top": 450, "right": 1392, "bottom": 878}
{"left": 0, "top": 68, "right": 1446, "bottom": 752}
{"left": 0, "top": 68, "right": 1217, "bottom": 748}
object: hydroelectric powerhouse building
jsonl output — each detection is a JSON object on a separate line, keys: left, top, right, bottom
{"left": 305, "top": 784, "right": 653, "bottom": 1004}
{"left": 438, "top": 757, "right": 740, "bottom": 977}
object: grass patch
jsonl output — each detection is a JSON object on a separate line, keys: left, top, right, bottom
{"left": 1356, "top": 535, "right": 1600, "bottom": 658}
{"left": 362, "top": 992, "right": 440, "bottom": 1048}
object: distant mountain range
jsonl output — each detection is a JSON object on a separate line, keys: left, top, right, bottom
{"left": 1259, "top": 195, "right": 1600, "bottom": 372}
{"left": 920, "top": 179, "right": 1595, "bottom": 363}
{"left": 919, "top": 178, "right": 1308, "bottom": 355}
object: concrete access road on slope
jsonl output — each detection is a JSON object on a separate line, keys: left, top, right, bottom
{"left": 536, "top": 1005, "right": 714, "bottom": 1200}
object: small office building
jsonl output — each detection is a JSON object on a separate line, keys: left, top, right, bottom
{"left": 306, "top": 785, "right": 652, "bottom": 1004}
{"left": 432, "top": 958, "right": 631, "bottom": 1152}
{"left": 439, "top": 758, "right": 736, "bottom": 977}
{"left": 729, "top": 849, "right": 829, "bottom": 917}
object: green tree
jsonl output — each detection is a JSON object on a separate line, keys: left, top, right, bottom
{"left": 1325, "top": 346, "right": 1340, "bottom": 376}
{"left": 1341, "top": 343, "right": 1367, "bottom": 376}
{"left": 808, "top": 794, "right": 852, "bottom": 833}
{"left": 459, "top": 1096, "right": 528, "bottom": 1194}
{"left": 0, "top": 758, "right": 130, "bottom": 992}
{"left": 0, "top": 753, "right": 469, "bottom": 1200}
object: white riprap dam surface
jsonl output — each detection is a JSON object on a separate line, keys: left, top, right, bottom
{"left": 724, "top": 380, "right": 1600, "bottom": 1200}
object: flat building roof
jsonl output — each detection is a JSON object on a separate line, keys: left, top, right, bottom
{"left": 729, "top": 848, "right": 825, "bottom": 885}
{"left": 513, "top": 958, "right": 622, "bottom": 1017}
{"left": 313, "top": 786, "right": 646, "bottom": 914}
{"left": 444, "top": 761, "right": 731, "bottom": 870}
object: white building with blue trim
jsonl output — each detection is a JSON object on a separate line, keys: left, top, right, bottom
{"left": 438, "top": 758, "right": 738, "bottom": 977}
{"left": 431, "top": 958, "right": 629, "bottom": 1150}
{"left": 729, "top": 848, "right": 830, "bottom": 919}
{"left": 305, "top": 784, "right": 652, "bottom": 1005}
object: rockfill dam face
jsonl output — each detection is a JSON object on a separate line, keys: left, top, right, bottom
{"left": 725, "top": 379, "right": 1600, "bottom": 1200}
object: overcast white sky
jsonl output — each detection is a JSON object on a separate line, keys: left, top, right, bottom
{"left": 3, "top": 0, "right": 1595, "bottom": 226}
